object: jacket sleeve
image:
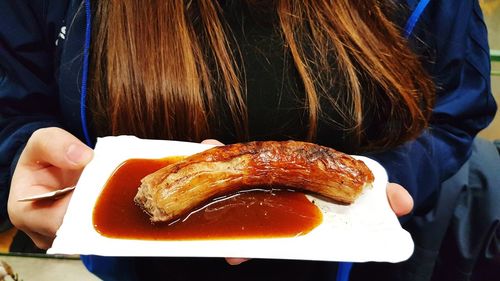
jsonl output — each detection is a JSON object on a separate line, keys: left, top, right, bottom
{"left": 367, "top": 0, "right": 497, "bottom": 213}
{"left": 0, "top": 1, "right": 63, "bottom": 224}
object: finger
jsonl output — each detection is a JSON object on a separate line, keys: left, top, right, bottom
{"left": 9, "top": 152, "right": 83, "bottom": 198}
{"left": 225, "top": 258, "right": 250, "bottom": 265}
{"left": 19, "top": 193, "right": 72, "bottom": 238}
{"left": 387, "top": 183, "right": 414, "bottom": 217}
{"left": 201, "top": 139, "right": 224, "bottom": 146}
{"left": 13, "top": 166, "right": 82, "bottom": 195}
{"left": 20, "top": 127, "right": 93, "bottom": 170}
{"left": 24, "top": 230, "right": 54, "bottom": 250}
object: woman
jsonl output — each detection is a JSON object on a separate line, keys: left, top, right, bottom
{"left": 0, "top": 0, "right": 496, "bottom": 280}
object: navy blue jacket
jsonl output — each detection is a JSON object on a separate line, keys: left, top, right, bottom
{"left": 0, "top": 0, "right": 497, "bottom": 280}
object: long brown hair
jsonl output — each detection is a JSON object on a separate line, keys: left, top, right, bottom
{"left": 88, "top": 0, "right": 434, "bottom": 151}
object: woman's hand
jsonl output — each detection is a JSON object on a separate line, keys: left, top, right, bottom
{"left": 201, "top": 139, "right": 415, "bottom": 265}
{"left": 8, "top": 127, "right": 93, "bottom": 249}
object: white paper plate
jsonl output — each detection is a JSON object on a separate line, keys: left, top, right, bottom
{"left": 48, "top": 136, "right": 414, "bottom": 262}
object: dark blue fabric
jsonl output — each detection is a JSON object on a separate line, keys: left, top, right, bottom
{"left": 80, "top": 255, "right": 138, "bottom": 281}
{"left": 83, "top": 256, "right": 340, "bottom": 281}
{"left": 0, "top": 0, "right": 68, "bottom": 223}
{"left": 366, "top": 0, "right": 496, "bottom": 219}
{"left": 337, "top": 261, "right": 353, "bottom": 281}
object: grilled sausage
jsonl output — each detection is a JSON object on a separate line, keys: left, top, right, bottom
{"left": 134, "top": 141, "right": 374, "bottom": 222}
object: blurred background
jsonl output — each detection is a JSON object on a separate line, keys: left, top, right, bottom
{"left": 479, "top": 0, "right": 500, "bottom": 140}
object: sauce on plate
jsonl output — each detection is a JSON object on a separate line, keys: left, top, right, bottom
{"left": 92, "top": 157, "right": 323, "bottom": 240}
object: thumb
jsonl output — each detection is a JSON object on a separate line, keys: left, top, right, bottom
{"left": 387, "top": 183, "right": 413, "bottom": 217}
{"left": 20, "top": 127, "right": 93, "bottom": 170}
{"left": 201, "top": 139, "right": 224, "bottom": 146}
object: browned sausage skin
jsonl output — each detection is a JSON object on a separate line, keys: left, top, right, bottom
{"left": 134, "top": 141, "right": 374, "bottom": 223}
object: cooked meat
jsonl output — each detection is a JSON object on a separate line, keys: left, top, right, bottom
{"left": 134, "top": 141, "right": 374, "bottom": 222}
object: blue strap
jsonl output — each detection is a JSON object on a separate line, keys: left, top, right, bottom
{"left": 81, "top": 0, "right": 93, "bottom": 146}
{"left": 404, "top": 0, "right": 431, "bottom": 38}
{"left": 336, "top": 262, "right": 353, "bottom": 281}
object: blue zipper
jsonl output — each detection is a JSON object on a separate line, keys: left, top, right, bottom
{"left": 404, "top": 0, "right": 431, "bottom": 38}
{"left": 81, "top": 0, "right": 92, "bottom": 146}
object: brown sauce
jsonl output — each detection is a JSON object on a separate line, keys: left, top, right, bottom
{"left": 92, "top": 157, "right": 323, "bottom": 240}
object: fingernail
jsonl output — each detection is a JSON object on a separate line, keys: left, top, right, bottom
{"left": 67, "top": 144, "right": 92, "bottom": 165}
